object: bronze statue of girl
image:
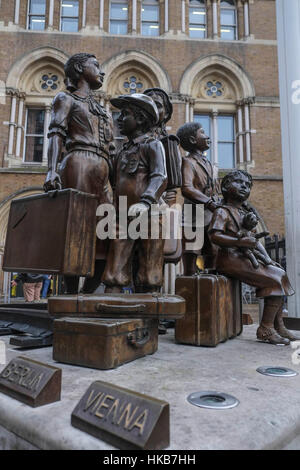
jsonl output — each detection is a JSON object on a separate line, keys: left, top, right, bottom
{"left": 209, "top": 170, "right": 297, "bottom": 345}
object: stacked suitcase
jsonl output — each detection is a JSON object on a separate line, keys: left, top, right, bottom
{"left": 48, "top": 293, "right": 186, "bottom": 369}
{"left": 175, "top": 273, "right": 242, "bottom": 347}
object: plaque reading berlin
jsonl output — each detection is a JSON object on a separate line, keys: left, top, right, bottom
{"left": 0, "top": 356, "right": 62, "bottom": 407}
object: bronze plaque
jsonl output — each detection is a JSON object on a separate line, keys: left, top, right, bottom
{"left": 71, "top": 380, "right": 169, "bottom": 450}
{"left": 0, "top": 356, "right": 61, "bottom": 407}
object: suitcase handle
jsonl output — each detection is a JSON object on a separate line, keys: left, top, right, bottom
{"left": 95, "top": 303, "right": 147, "bottom": 314}
{"left": 127, "top": 328, "right": 150, "bottom": 348}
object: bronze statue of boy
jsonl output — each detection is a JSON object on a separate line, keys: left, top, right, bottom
{"left": 44, "top": 53, "right": 115, "bottom": 294}
{"left": 102, "top": 93, "right": 167, "bottom": 293}
{"left": 177, "top": 121, "right": 220, "bottom": 274}
{"left": 209, "top": 170, "right": 297, "bottom": 345}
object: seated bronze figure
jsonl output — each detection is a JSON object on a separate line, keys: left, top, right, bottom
{"left": 209, "top": 170, "right": 297, "bottom": 345}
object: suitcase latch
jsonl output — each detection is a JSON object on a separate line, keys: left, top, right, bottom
{"left": 127, "top": 328, "right": 150, "bottom": 348}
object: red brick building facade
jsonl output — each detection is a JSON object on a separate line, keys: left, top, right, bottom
{"left": 0, "top": 0, "right": 283, "bottom": 294}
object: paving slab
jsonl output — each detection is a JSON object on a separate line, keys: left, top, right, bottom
{"left": 0, "top": 324, "right": 300, "bottom": 450}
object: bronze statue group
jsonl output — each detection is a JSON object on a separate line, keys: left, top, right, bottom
{"left": 44, "top": 53, "right": 296, "bottom": 346}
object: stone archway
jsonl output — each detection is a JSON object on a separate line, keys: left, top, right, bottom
{"left": 179, "top": 53, "right": 255, "bottom": 100}
{"left": 102, "top": 50, "right": 172, "bottom": 96}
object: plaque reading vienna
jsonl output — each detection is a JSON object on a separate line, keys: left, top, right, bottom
{"left": 71, "top": 380, "right": 169, "bottom": 450}
{"left": 0, "top": 356, "right": 62, "bottom": 407}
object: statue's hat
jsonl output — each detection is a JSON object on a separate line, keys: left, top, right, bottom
{"left": 110, "top": 93, "right": 159, "bottom": 124}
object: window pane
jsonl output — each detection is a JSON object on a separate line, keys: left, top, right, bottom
{"left": 142, "top": 23, "right": 159, "bottom": 36}
{"left": 25, "top": 136, "right": 43, "bottom": 163}
{"left": 189, "top": 7, "right": 206, "bottom": 24}
{"left": 61, "top": 1, "right": 79, "bottom": 17}
{"left": 218, "top": 143, "right": 234, "bottom": 168}
{"left": 194, "top": 114, "right": 211, "bottom": 160}
{"left": 29, "top": 0, "right": 46, "bottom": 15}
{"left": 110, "top": 20, "right": 128, "bottom": 34}
{"left": 190, "top": 0, "right": 205, "bottom": 4}
{"left": 61, "top": 17, "right": 79, "bottom": 32}
{"left": 142, "top": 5, "right": 159, "bottom": 22}
{"left": 110, "top": 3, "right": 128, "bottom": 20}
{"left": 221, "top": 9, "right": 235, "bottom": 26}
{"left": 27, "top": 110, "right": 44, "bottom": 135}
{"left": 218, "top": 115, "right": 234, "bottom": 141}
{"left": 221, "top": 0, "right": 235, "bottom": 5}
{"left": 189, "top": 26, "right": 206, "bottom": 38}
{"left": 29, "top": 16, "right": 45, "bottom": 30}
{"left": 220, "top": 26, "right": 235, "bottom": 40}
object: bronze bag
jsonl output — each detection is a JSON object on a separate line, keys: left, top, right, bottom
{"left": 53, "top": 317, "right": 158, "bottom": 369}
{"left": 3, "top": 189, "right": 97, "bottom": 277}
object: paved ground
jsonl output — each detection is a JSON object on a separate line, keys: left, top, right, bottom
{"left": 0, "top": 321, "right": 300, "bottom": 450}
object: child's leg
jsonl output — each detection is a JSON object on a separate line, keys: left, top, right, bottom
{"left": 257, "top": 296, "right": 289, "bottom": 345}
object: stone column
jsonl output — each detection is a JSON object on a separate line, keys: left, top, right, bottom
{"left": 132, "top": 0, "right": 137, "bottom": 33}
{"left": 276, "top": 0, "right": 300, "bottom": 317}
{"left": 164, "top": 0, "right": 169, "bottom": 33}
{"left": 185, "top": 100, "right": 190, "bottom": 123}
{"left": 43, "top": 105, "right": 51, "bottom": 165}
{"left": 15, "top": 93, "right": 25, "bottom": 159}
{"left": 99, "top": 0, "right": 104, "bottom": 30}
{"left": 212, "top": 0, "right": 218, "bottom": 39}
{"left": 7, "top": 90, "right": 18, "bottom": 156}
{"left": 212, "top": 111, "right": 218, "bottom": 167}
{"left": 243, "top": 0, "right": 250, "bottom": 38}
{"left": 236, "top": 103, "right": 244, "bottom": 164}
{"left": 243, "top": 99, "right": 252, "bottom": 162}
{"left": 48, "top": 0, "right": 54, "bottom": 29}
{"left": 181, "top": 0, "right": 186, "bottom": 33}
{"left": 14, "top": 0, "right": 20, "bottom": 25}
{"left": 82, "top": 0, "right": 87, "bottom": 28}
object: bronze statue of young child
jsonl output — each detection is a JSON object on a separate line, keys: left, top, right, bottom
{"left": 177, "top": 121, "right": 220, "bottom": 274}
{"left": 209, "top": 170, "right": 297, "bottom": 345}
{"left": 102, "top": 93, "right": 167, "bottom": 293}
{"left": 44, "top": 53, "right": 115, "bottom": 294}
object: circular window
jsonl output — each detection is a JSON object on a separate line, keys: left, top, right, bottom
{"left": 123, "top": 76, "right": 144, "bottom": 94}
{"left": 40, "top": 73, "right": 61, "bottom": 93}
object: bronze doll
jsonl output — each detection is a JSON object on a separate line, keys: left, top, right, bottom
{"left": 208, "top": 170, "right": 297, "bottom": 345}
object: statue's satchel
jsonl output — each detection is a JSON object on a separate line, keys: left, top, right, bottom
{"left": 161, "top": 135, "right": 182, "bottom": 190}
{"left": 48, "top": 293, "right": 186, "bottom": 320}
{"left": 163, "top": 207, "right": 182, "bottom": 264}
{"left": 3, "top": 189, "right": 97, "bottom": 277}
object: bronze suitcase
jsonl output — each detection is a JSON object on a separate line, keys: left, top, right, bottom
{"left": 3, "top": 189, "right": 97, "bottom": 277}
{"left": 48, "top": 293, "right": 186, "bottom": 320}
{"left": 53, "top": 317, "right": 158, "bottom": 369}
{"left": 175, "top": 274, "right": 242, "bottom": 347}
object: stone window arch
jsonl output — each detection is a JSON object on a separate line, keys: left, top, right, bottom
{"left": 179, "top": 54, "right": 255, "bottom": 171}
{"left": 5, "top": 47, "right": 67, "bottom": 168}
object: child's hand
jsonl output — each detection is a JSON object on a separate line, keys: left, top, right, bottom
{"left": 237, "top": 236, "right": 257, "bottom": 249}
{"left": 128, "top": 202, "right": 149, "bottom": 217}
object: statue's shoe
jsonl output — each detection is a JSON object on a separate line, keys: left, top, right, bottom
{"left": 274, "top": 312, "right": 300, "bottom": 341}
{"left": 257, "top": 326, "right": 290, "bottom": 345}
{"left": 274, "top": 326, "right": 300, "bottom": 342}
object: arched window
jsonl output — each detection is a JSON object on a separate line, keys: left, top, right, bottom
{"left": 60, "top": 0, "right": 79, "bottom": 32}
{"left": 189, "top": 0, "right": 206, "bottom": 38}
{"left": 110, "top": 0, "right": 128, "bottom": 35}
{"left": 220, "top": 0, "right": 237, "bottom": 40}
{"left": 27, "top": 0, "right": 46, "bottom": 30}
{"left": 194, "top": 113, "right": 236, "bottom": 169}
{"left": 141, "top": 0, "right": 160, "bottom": 36}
